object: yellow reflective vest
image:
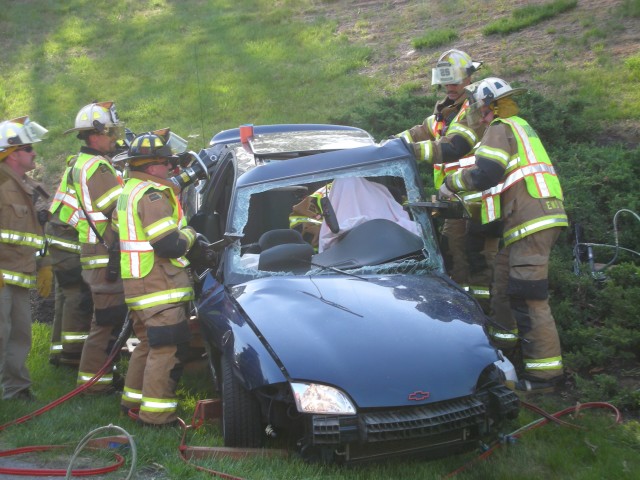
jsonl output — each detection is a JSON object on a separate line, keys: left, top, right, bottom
{"left": 70, "top": 151, "right": 123, "bottom": 269}
{"left": 449, "top": 116, "right": 568, "bottom": 246}
{"left": 71, "top": 152, "right": 121, "bottom": 244}
{"left": 398, "top": 101, "right": 480, "bottom": 203}
{"left": 47, "top": 157, "right": 81, "bottom": 253}
{"left": 116, "top": 176, "right": 193, "bottom": 311}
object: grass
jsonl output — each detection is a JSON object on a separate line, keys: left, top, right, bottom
{"left": 482, "top": 0, "right": 578, "bottom": 35}
{"left": 0, "top": 0, "right": 375, "bottom": 182}
{"left": 412, "top": 28, "right": 458, "bottom": 49}
{"left": 621, "top": 0, "right": 640, "bottom": 17}
{"left": 535, "top": 51, "right": 640, "bottom": 121}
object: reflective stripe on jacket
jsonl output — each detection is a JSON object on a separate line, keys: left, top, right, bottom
{"left": 71, "top": 152, "right": 122, "bottom": 245}
{"left": 0, "top": 163, "right": 44, "bottom": 287}
{"left": 49, "top": 157, "right": 81, "bottom": 229}
{"left": 478, "top": 117, "right": 565, "bottom": 226}
{"left": 117, "top": 176, "right": 193, "bottom": 311}
{"left": 429, "top": 101, "right": 478, "bottom": 191}
{"left": 449, "top": 116, "right": 568, "bottom": 246}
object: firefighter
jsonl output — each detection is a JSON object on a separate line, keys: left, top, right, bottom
{"left": 46, "top": 155, "right": 93, "bottom": 367}
{"left": 289, "top": 184, "right": 329, "bottom": 251}
{"left": 396, "top": 49, "right": 500, "bottom": 312}
{"left": 114, "top": 129, "right": 208, "bottom": 426}
{"left": 439, "top": 77, "right": 568, "bottom": 393}
{"left": 64, "top": 101, "right": 127, "bottom": 394}
{"left": 0, "top": 116, "right": 49, "bottom": 400}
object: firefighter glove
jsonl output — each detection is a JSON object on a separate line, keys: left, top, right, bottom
{"left": 438, "top": 181, "right": 455, "bottom": 200}
{"left": 37, "top": 265, "right": 53, "bottom": 298}
{"left": 187, "top": 233, "right": 219, "bottom": 268}
{"left": 37, "top": 209, "right": 50, "bottom": 226}
{"left": 199, "top": 237, "right": 219, "bottom": 267}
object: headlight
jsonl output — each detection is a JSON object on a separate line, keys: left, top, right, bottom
{"left": 291, "top": 382, "right": 356, "bottom": 415}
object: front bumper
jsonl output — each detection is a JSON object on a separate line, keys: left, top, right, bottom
{"left": 303, "top": 385, "right": 519, "bottom": 462}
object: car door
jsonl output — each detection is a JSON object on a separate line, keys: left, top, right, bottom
{"left": 189, "top": 145, "right": 238, "bottom": 245}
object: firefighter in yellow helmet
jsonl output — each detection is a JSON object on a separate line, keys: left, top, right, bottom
{"left": 0, "top": 116, "right": 50, "bottom": 400}
{"left": 396, "top": 49, "right": 500, "bottom": 312}
{"left": 113, "top": 129, "right": 208, "bottom": 426}
{"left": 64, "top": 101, "right": 127, "bottom": 394}
{"left": 440, "top": 77, "right": 568, "bottom": 393}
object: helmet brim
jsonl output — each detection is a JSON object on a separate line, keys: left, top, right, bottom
{"left": 112, "top": 152, "right": 179, "bottom": 165}
{"left": 63, "top": 127, "right": 85, "bottom": 135}
{"left": 495, "top": 87, "right": 527, "bottom": 102}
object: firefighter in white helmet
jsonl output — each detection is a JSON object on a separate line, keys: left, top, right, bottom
{"left": 113, "top": 129, "right": 210, "bottom": 426}
{"left": 64, "top": 101, "right": 127, "bottom": 394}
{"left": 439, "top": 77, "right": 568, "bottom": 393}
{"left": 0, "top": 116, "right": 50, "bottom": 400}
{"left": 396, "top": 49, "right": 500, "bottom": 312}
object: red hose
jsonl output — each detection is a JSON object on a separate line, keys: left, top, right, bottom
{"left": 0, "top": 445, "right": 125, "bottom": 477}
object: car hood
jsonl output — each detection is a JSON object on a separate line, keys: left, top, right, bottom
{"left": 233, "top": 273, "right": 498, "bottom": 408}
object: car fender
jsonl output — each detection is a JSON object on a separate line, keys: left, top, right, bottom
{"left": 197, "top": 273, "right": 287, "bottom": 391}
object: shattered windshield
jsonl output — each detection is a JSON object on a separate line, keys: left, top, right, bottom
{"left": 225, "top": 151, "right": 443, "bottom": 283}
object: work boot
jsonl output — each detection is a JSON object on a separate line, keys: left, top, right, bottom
{"left": 112, "top": 373, "right": 125, "bottom": 392}
{"left": 137, "top": 418, "right": 180, "bottom": 428}
{"left": 12, "top": 388, "right": 36, "bottom": 401}
{"left": 514, "top": 376, "right": 563, "bottom": 395}
{"left": 59, "top": 353, "right": 82, "bottom": 368}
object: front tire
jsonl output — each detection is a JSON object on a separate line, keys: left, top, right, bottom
{"left": 221, "top": 355, "right": 263, "bottom": 447}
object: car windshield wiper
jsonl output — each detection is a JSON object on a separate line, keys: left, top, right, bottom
{"left": 307, "top": 260, "right": 368, "bottom": 280}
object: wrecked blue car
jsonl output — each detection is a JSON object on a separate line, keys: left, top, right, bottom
{"left": 189, "top": 124, "right": 519, "bottom": 463}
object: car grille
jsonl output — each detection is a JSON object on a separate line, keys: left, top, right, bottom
{"left": 310, "top": 396, "right": 487, "bottom": 447}
{"left": 307, "top": 385, "right": 519, "bottom": 462}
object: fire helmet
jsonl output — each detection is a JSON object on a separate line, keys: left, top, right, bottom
{"left": 0, "top": 116, "right": 48, "bottom": 153}
{"left": 465, "top": 77, "right": 527, "bottom": 126}
{"left": 64, "top": 101, "right": 123, "bottom": 138}
{"left": 112, "top": 128, "right": 188, "bottom": 167}
{"left": 465, "top": 77, "right": 527, "bottom": 107}
{"left": 431, "top": 49, "right": 483, "bottom": 86}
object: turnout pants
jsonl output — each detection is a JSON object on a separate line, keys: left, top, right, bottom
{"left": 49, "top": 248, "right": 93, "bottom": 365}
{"left": 77, "top": 267, "right": 127, "bottom": 392}
{"left": 489, "top": 228, "right": 563, "bottom": 381}
{"left": 121, "top": 303, "right": 191, "bottom": 425}
{"left": 0, "top": 284, "right": 32, "bottom": 399}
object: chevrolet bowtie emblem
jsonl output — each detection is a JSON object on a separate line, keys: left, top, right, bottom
{"left": 408, "top": 390, "right": 430, "bottom": 401}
